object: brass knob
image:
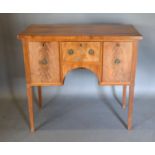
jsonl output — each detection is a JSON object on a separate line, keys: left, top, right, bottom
{"left": 39, "top": 58, "right": 48, "bottom": 65}
{"left": 88, "top": 49, "right": 94, "bottom": 55}
{"left": 114, "top": 58, "right": 121, "bottom": 64}
{"left": 42, "top": 42, "right": 46, "bottom": 47}
{"left": 68, "top": 49, "right": 74, "bottom": 55}
{"left": 116, "top": 43, "right": 120, "bottom": 47}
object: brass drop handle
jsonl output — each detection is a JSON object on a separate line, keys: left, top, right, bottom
{"left": 39, "top": 58, "right": 48, "bottom": 65}
{"left": 68, "top": 49, "right": 74, "bottom": 55}
{"left": 114, "top": 58, "right": 121, "bottom": 64}
{"left": 88, "top": 49, "right": 94, "bottom": 55}
{"left": 42, "top": 42, "right": 46, "bottom": 47}
{"left": 116, "top": 43, "right": 120, "bottom": 47}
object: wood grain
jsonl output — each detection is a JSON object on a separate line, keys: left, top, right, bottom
{"left": 122, "top": 85, "right": 127, "bottom": 109}
{"left": 26, "top": 85, "right": 35, "bottom": 132}
{"left": 18, "top": 24, "right": 142, "bottom": 41}
{"left": 102, "top": 42, "right": 133, "bottom": 83}
{"left": 62, "top": 64, "right": 101, "bottom": 82}
{"left": 18, "top": 24, "right": 142, "bottom": 131}
{"left": 61, "top": 42, "right": 101, "bottom": 63}
{"left": 28, "top": 42, "right": 60, "bottom": 84}
{"left": 128, "top": 41, "right": 138, "bottom": 130}
{"left": 22, "top": 40, "right": 31, "bottom": 83}
{"left": 128, "top": 85, "right": 134, "bottom": 130}
{"left": 38, "top": 86, "right": 42, "bottom": 109}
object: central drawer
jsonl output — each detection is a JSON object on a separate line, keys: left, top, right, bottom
{"left": 61, "top": 42, "right": 101, "bottom": 63}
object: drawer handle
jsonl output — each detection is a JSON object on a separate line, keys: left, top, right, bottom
{"left": 116, "top": 43, "right": 120, "bottom": 47}
{"left": 42, "top": 42, "right": 46, "bottom": 47}
{"left": 88, "top": 49, "right": 94, "bottom": 55}
{"left": 39, "top": 58, "right": 48, "bottom": 65}
{"left": 68, "top": 49, "right": 74, "bottom": 55}
{"left": 114, "top": 58, "right": 121, "bottom": 64}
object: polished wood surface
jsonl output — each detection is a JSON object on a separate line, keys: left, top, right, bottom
{"left": 28, "top": 42, "right": 60, "bottom": 84}
{"left": 61, "top": 42, "right": 101, "bottom": 63}
{"left": 38, "top": 86, "right": 42, "bottom": 109}
{"left": 122, "top": 85, "right": 127, "bottom": 109}
{"left": 18, "top": 24, "right": 142, "bottom": 39}
{"left": 102, "top": 42, "right": 133, "bottom": 83}
{"left": 62, "top": 63, "right": 101, "bottom": 82}
{"left": 26, "top": 85, "right": 34, "bottom": 132}
{"left": 18, "top": 24, "right": 142, "bottom": 132}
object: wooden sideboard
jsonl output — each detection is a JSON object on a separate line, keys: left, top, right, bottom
{"left": 18, "top": 24, "right": 142, "bottom": 132}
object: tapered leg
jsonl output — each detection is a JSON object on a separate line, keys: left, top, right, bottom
{"left": 128, "top": 85, "right": 135, "bottom": 130}
{"left": 122, "top": 85, "right": 127, "bottom": 109}
{"left": 38, "top": 86, "right": 42, "bottom": 109}
{"left": 26, "top": 85, "right": 35, "bottom": 132}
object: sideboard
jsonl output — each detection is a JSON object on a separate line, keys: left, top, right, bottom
{"left": 18, "top": 24, "right": 142, "bottom": 132}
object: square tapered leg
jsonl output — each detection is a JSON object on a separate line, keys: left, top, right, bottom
{"left": 26, "top": 85, "right": 35, "bottom": 132}
{"left": 122, "top": 85, "right": 127, "bottom": 109}
{"left": 128, "top": 85, "right": 135, "bottom": 130}
{"left": 38, "top": 86, "right": 42, "bottom": 109}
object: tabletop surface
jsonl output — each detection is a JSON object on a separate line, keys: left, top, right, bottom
{"left": 18, "top": 24, "right": 142, "bottom": 38}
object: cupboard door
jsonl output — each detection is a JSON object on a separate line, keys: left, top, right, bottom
{"left": 102, "top": 42, "right": 133, "bottom": 83}
{"left": 28, "top": 42, "right": 60, "bottom": 84}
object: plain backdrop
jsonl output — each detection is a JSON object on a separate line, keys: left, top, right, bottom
{"left": 0, "top": 14, "right": 155, "bottom": 141}
{"left": 0, "top": 14, "right": 155, "bottom": 98}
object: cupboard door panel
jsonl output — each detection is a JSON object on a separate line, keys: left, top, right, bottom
{"left": 28, "top": 42, "right": 60, "bottom": 84}
{"left": 102, "top": 42, "right": 133, "bottom": 83}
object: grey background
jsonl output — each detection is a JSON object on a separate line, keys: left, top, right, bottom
{"left": 0, "top": 14, "right": 155, "bottom": 141}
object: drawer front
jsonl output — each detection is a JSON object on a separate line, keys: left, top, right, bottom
{"left": 102, "top": 42, "right": 133, "bottom": 83}
{"left": 28, "top": 42, "right": 60, "bottom": 84}
{"left": 61, "top": 42, "right": 101, "bottom": 63}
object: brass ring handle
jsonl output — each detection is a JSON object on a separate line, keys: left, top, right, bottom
{"left": 42, "top": 42, "right": 46, "bottom": 47}
{"left": 114, "top": 58, "right": 121, "bottom": 64}
{"left": 39, "top": 58, "right": 48, "bottom": 65}
{"left": 68, "top": 49, "right": 74, "bottom": 55}
{"left": 88, "top": 49, "right": 94, "bottom": 55}
{"left": 116, "top": 43, "right": 120, "bottom": 47}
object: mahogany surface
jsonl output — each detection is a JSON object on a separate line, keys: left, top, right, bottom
{"left": 18, "top": 24, "right": 142, "bottom": 132}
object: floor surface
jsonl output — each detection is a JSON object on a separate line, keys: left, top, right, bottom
{"left": 0, "top": 93, "right": 155, "bottom": 141}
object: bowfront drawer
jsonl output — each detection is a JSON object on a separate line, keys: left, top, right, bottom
{"left": 61, "top": 42, "right": 101, "bottom": 63}
{"left": 28, "top": 42, "right": 60, "bottom": 84}
{"left": 102, "top": 42, "right": 133, "bottom": 83}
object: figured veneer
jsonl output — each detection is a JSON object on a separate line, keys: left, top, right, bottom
{"left": 18, "top": 24, "right": 142, "bottom": 132}
{"left": 61, "top": 42, "right": 101, "bottom": 63}
{"left": 28, "top": 42, "right": 60, "bottom": 84}
{"left": 102, "top": 42, "right": 133, "bottom": 83}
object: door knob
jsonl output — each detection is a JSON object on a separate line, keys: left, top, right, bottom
{"left": 114, "top": 58, "right": 121, "bottom": 64}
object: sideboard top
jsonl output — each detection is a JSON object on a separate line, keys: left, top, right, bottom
{"left": 18, "top": 24, "right": 143, "bottom": 40}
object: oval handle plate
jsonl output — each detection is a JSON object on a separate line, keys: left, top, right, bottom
{"left": 88, "top": 49, "right": 94, "bottom": 55}
{"left": 42, "top": 42, "right": 46, "bottom": 47}
{"left": 39, "top": 58, "right": 48, "bottom": 65}
{"left": 68, "top": 49, "right": 74, "bottom": 55}
{"left": 114, "top": 58, "right": 121, "bottom": 64}
{"left": 116, "top": 43, "right": 120, "bottom": 47}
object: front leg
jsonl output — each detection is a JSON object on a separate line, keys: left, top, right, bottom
{"left": 128, "top": 85, "right": 135, "bottom": 130}
{"left": 38, "top": 86, "right": 42, "bottom": 109}
{"left": 122, "top": 85, "right": 127, "bottom": 109}
{"left": 26, "top": 85, "right": 35, "bottom": 132}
